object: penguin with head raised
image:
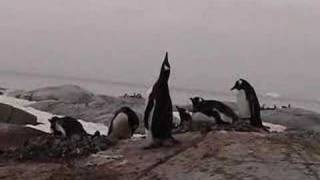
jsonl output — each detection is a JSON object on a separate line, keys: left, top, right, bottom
{"left": 49, "top": 116, "right": 87, "bottom": 138}
{"left": 231, "top": 79, "right": 263, "bottom": 128}
{"left": 108, "top": 106, "right": 140, "bottom": 140}
{"left": 144, "top": 52, "right": 178, "bottom": 148}
{"left": 190, "top": 96, "right": 238, "bottom": 125}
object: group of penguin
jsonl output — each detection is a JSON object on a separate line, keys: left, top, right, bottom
{"left": 49, "top": 52, "right": 266, "bottom": 149}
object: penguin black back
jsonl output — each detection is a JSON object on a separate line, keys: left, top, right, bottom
{"left": 231, "top": 79, "right": 263, "bottom": 127}
{"left": 190, "top": 97, "right": 239, "bottom": 123}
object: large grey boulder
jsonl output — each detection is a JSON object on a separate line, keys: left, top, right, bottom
{"left": 29, "top": 93, "right": 145, "bottom": 126}
{"left": 11, "top": 85, "right": 94, "bottom": 104}
{"left": 0, "top": 123, "right": 47, "bottom": 151}
{"left": 0, "top": 103, "right": 37, "bottom": 125}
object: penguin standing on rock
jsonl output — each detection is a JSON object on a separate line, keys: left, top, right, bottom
{"left": 107, "top": 107, "right": 140, "bottom": 140}
{"left": 231, "top": 79, "right": 265, "bottom": 128}
{"left": 144, "top": 52, "right": 178, "bottom": 148}
{"left": 190, "top": 97, "right": 239, "bottom": 124}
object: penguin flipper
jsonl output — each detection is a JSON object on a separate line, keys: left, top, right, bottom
{"left": 144, "top": 99, "right": 155, "bottom": 130}
{"left": 107, "top": 113, "right": 118, "bottom": 136}
{"left": 250, "top": 100, "right": 263, "bottom": 128}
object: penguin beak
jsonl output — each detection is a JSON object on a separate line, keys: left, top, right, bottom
{"left": 163, "top": 52, "right": 170, "bottom": 69}
{"left": 230, "top": 85, "right": 236, "bottom": 91}
{"left": 189, "top": 98, "right": 194, "bottom": 104}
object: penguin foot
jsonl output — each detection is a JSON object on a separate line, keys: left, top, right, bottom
{"left": 217, "top": 121, "right": 231, "bottom": 125}
{"left": 162, "top": 138, "right": 180, "bottom": 147}
{"left": 143, "top": 142, "right": 162, "bottom": 150}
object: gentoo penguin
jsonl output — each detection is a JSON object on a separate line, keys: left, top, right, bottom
{"left": 49, "top": 116, "right": 87, "bottom": 138}
{"left": 144, "top": 52, "right": 177, "bottom": 148}
{"left": 231, "top": 79, "right": 264, "bottom": 128}
{"left": 190, "top": 97, "right": 238, "bottom": 124}
{"left": 107, "top": 106, "right": 140, "bottom": 140}
{"left": 175, "top": 106, "right": 192, "bottom": 132}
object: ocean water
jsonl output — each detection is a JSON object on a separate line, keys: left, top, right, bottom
{"left": 0, "top": 71, "right": 319, "bottom": 114}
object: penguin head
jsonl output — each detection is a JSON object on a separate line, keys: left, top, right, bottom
{"left": 48, "top": 116, "right": 65, "bottom": 136}
{"left": 159, "top": 52, "right": 171, "bottom": 82}
{"left": 190, "top": 96, "right": 205, "bottom": 112}
{"left": 231, "top": 79, "right": 250, "bottom": 91}
{"left": 190, "top": 97, "right": 205, "bottom": 106}
{"left": 49, "top": 116, "right": 59, "bottom": 132}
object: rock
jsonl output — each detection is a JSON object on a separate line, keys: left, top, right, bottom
{"left": 2, "top": 132, "right": 114, "bottom": 161}
{"left": 261, "top": 108, "right": 320, "bottom": 132}
{"left": 6, "top": 89, "right": 27, "bottom": 99}
{"left": 1, "top": 130, "right": 320, "bottom": 179}
{"left": 0, "top": 103, "right": 38, "bottom": 125}
{"left": 19, "top": 85, "right": 94, "bottom": 103}
{"left": 29, "top": 92, "right": 145, "bottom": 128}
{"left": 0, "top": 123, "right": 47, "bottom": 151}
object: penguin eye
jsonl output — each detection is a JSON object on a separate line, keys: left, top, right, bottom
{"left": 238, "top": 80, "right": 243, "bottom": 85}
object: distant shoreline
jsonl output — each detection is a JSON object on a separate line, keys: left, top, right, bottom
{"left": 0, "top": 71, "right": 319, "bottom": 113}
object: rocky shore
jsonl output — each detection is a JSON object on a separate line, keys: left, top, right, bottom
{"left": 0, "top": 85, "right": 320, "bottom": 179}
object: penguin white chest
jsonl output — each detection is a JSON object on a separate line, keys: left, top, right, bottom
{"left": 110, "top": 113, "right": 131, "bottom": 139}
{"left": 54, "top": 123, "right": 67, "bottom": 137}
{"left": 236, "top": 90, "right": 251, "bottom": 118}
{"left": 145, "top": 99, "right": 156, "bottom": 142}
{"left": 216, "top": 110, "right": 233, "bottom": 123}
{"left": 173, "top": 111, "right": 181, "bottom": 127}
{"left": 192, "top": 112, "right": 215, "bottom": 123}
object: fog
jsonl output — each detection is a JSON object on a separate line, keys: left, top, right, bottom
{"left": 0, "top": 0, "right": 319, "bottom": 100}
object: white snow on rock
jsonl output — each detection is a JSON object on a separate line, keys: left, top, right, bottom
{"left": 263, "top": 122, "right": 287, "bottom": 133}
{"left": 0, "top": 95, "right": 108, "bottom": 135}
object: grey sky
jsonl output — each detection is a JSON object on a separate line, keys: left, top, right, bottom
{"left": 0, "top": 0, "right": 319, "bottom": 99}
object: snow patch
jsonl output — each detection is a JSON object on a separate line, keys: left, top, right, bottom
{"left": 263, "top": 122, "right": 287, "bottom": 133}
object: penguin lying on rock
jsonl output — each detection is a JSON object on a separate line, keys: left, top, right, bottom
{"left": 49, "top": 116, "right": 87, "bottom": 138}
{"left": 190, "top": 97, "right": 239, "bottom": 125}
